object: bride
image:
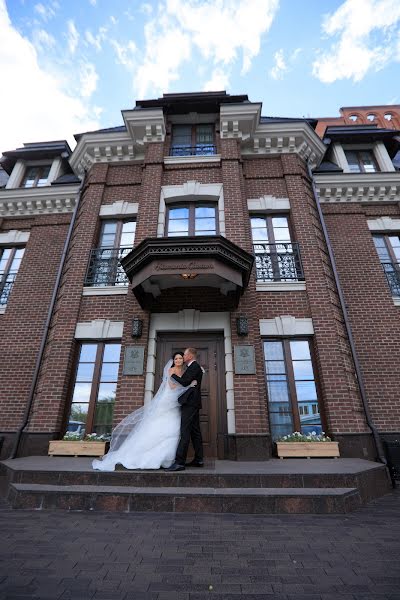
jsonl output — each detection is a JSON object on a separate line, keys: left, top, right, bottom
{"left": 92, "top": 352, "right": 195, "bottom": 471}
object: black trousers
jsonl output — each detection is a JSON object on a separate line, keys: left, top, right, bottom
{"left": 175, "top": 404, "right": 203, "bottom": 465}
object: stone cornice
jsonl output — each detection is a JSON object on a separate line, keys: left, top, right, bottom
{"left": 220, "top": 103, "right": 325, "bottom": 168}
{"left": 0, "top": 184, "right": 80, "bottom": 217}
{"left": 315, "top": 172, "right": 400, "bottom": 203}
{"left": 122, "top": 108, "right": 166, "bottom": 144}
{"left": 69, "top": 131, "right": 141, "bottom": 176}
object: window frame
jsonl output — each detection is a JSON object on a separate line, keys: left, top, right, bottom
{"left": 165, "top": 203, "right": 219, "bottom": 237}
{"left": 64, "top": 341, "right": 122, "bottom": 436}
{"left": 344, "top": 149, "right": 380, "bottom": 173}
{"left": 0, "top": 245, "right": 25, "bottom": 306}
{"left": 263, "top": 337, "right": 325, "bottom": 439}
{"left": 20, "top": 164, "right": 52, "bottom": 188}
{"left": 98, "top": 219, "right": 137, "bottom": 249}
{"left": 170, "top": 124, "right": 215, "bottom": 155}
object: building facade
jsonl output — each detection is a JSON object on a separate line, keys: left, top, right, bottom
{"left": 0, "top": 93, "right": 399, "bottom": 462}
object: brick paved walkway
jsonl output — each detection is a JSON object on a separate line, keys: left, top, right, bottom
{"left": 0, "top": 489, "right": 399, "bottom": 600}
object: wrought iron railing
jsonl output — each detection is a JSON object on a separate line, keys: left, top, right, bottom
{"left": 253, "top": 242, "right": 304, "bottom": 282}
{"left": 381, "top": 262, "right": 400, "bottom": 296}
{"left": 0, "top": 272, "right": 18, "bottom": 306}
{"left": 85, "top": 247, "right": 131, "bottom": 287}
{"left": 169, "top": 144, "right": 216, "bottom": 157}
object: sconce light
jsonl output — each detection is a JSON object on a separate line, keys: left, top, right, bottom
{"left": 236, "top": 315, "right": 249, "bottom": 336}
{"left": 132, "top": 317, "right": 143, "bottom": 338}
{"left": 181, "top": 273, "right": 198, "bottom": 280}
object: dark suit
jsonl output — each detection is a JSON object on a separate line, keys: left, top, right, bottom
{"left": 172, "top": 361, "right": 203, "bottom": 464}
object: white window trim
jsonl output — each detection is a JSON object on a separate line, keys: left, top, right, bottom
{"left": 256, "top": 281, "right": 306, "bottom": 292}
{"left": 145, "top": 309, "right": 235, "bottom": 433}
{"left": 82, "top": 286, "right": 128, "bottom": 296}
{"left": 259, "top": 316, "right": 314, "bottom": 336}
{"left": 74, "top": 319, "right": 124, "bottom": 339}
{"left": 0, "top": 230, "right": 30, "bottom": 245}
{"left": 158, "top": 180, "right": 225, "bottom": 237}
{"left": 367, "top": 216, "right": 400, "bottom": 232}
{"left": 338, "top": 142, "right": 395, "bottom": 173}
{"left": 99, "top": 201, "right": 138, "bottom": 218}
{"left": 6, "top": 158, "right": 61, "bottom": 189}
{"left": 247, "top": 195, "right": 290, "bottom": 211}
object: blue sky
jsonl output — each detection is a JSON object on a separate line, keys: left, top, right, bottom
{"left": 1, "top": 0, "right": 400, "bottom": 152}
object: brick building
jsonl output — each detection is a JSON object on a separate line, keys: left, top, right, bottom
{"left": 0, "top": 92, "right": 399, "bottom": 462}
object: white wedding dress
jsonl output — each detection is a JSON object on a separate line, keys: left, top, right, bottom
{"left": 92, "top": 360, "right": 190, "bottom": 471}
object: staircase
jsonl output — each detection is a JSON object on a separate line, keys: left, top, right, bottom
{"left": 0, "top": 457, "right": 392, "bottom": 514}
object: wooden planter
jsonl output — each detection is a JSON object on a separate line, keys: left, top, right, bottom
{"left": 276, "top": 441, "right": 340, "bottom": 459}
{"left": 48, "top": 440, "right": 109, "bottom": 457}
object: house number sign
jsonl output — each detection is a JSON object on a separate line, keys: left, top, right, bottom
{"left": 234, "top": 345, "right": 256, "bottom": 374}
{"left": 123, "top": 346, "right": 145, "bottom": 375}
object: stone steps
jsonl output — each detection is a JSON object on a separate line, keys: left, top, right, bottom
{"left": 7, "top": 482, "right": 362, "bottom": 514}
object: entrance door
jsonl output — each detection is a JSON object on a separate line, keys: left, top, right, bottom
{"left": 155, "top": 333, "right": 226, "bottom": 458}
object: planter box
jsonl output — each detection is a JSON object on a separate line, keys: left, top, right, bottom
{"left": 48, "top": 440, "right": 109, "bottom": 457}
{"left": 276, "top": 441, "right": 340, "bottom": 459}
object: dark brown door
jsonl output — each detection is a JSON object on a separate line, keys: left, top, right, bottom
{"left": 155, "top": 333, "right": 226, "bottom": 458}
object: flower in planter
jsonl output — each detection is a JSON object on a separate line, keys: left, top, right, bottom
{"left": 62, "top": 432, "right": 84, "bottom": 441}
{"left": 62, "top": 432, "right": 111, "bottom": 442}
{"left": 277, "top": 431, "right": 332, "bottom": 442}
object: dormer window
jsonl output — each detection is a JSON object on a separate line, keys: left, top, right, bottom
{"left": 170, "top": 124, "right": 215, "bottom": 156}
{"left": 21, "top": 165, "right": 51, "bottom": 188}
{"left": 344, "top": 150, "right": 378, "bottom": 173}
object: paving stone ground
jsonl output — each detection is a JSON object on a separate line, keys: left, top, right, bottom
{"left": 0, "top": 488, "right": 399, "bottom": 600}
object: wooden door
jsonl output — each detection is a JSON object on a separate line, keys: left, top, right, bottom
{"left": 155, "top": 333, "right": 226, "bottom": 458}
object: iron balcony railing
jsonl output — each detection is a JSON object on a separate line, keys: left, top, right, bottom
{"left": 381, "top": 262, "right": 400, "bottom": 297}
{"left": 85, "top": 247, "right": 131, "bottom": 287}
{"left": 169, "top": 144, "right": 216, "bottom": 157}
{"left": 0, "top": 272, "right": 18, "bottom": 306}
{"left": 253, "top": 242, "right": 305, "bottom": 282}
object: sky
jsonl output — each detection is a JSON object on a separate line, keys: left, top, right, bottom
{"left": 1, "top": 0, "right": 400, "bottom": 153}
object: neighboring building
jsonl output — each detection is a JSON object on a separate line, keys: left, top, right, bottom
{"left": 0, "top": 93, "right": 399, "bottom": 463}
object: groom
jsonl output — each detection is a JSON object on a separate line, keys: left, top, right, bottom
{"left": 166, "top": 347, "right": 204, "bottom": 471}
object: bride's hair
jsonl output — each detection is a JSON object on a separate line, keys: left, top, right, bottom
{"left": 172, "top": 351, "right": 184, "bottom": 362}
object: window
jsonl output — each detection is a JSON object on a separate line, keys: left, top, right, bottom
{"left": 250, "top": 215, "right": 304, "bottom": 281}
{"left": 263, "top": 339, "right": 322, "bottom": 441}
{"left": 345, "top": 150, "right": 379, "bottom": 173}
{"left": 0, "top": 247, "right": 25, "bottom": 307}
{"left": 21, "top": 165, "right": 51, "bottom": 188}
{"left": 66, "top": 342, "right": 121, "bottom": 436}
{"left": 373, "top": 234, "right": 400, "bottom": 296}
{"left": 86, "top": 220, "right": 136, "bottom": 287}
{"left": 167, "top": 204, "right": 217, "bottom": 236}
{"left": 170, "top": 124, "right": 215, "bottom": 156}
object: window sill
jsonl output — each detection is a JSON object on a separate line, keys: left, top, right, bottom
{"left": 82, "top": 286, "right": 129, "bottom": 296}
{"left": 164, "top": 154, "right": 221, "bottom": 165}
{"left": 0, "top": 306, "right": 6, "bottom": 314}
{"left": 393, "top": 297, "right": 400, "bottom": 306}
{"left": 256, "top": 281, "right": 306, "bottom": 292}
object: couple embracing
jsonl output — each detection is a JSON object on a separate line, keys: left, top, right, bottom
{"left": 92, "top": 348, "right": 204, "bottom": 472}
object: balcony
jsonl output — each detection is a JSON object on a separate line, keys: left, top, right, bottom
{"left": 0, "top": 272, "right": 17, "bottom": 306}
{"left": 382, "top": 262, "right": 400, "bottom": 297}
{"left": 120, "top": 235, "right": 254, "bottom": 309}
{"left": 254, "top": 243, "right": 305, "bottom": 282}
{"left": 85, "top": 247, "right": 131, "bottom": 287}
{"left": 169, "top": 144, "right": 216, "bottom": 157}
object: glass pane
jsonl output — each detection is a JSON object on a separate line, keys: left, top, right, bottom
{"left": 122, "top": 221, "right": 136, "bottom": 233}
{"left": 267, "top": 380, "right": 289, "bottom": 403}
{"left": 80, "top": 344, "right": 97, "bottom": 362}
{"left": 76, "top": 363, "right": 95, "bottom": 382}
{"left": 94, "top": 402, "right": 114, "bottom": 426}
{"left": 97, "top": 382, "right": 117, "bottom": 402}
{"left": 72, "top": 382, "right": 92, "bottom": 403}
{"left": 100, "top": 362, "right": 119, "bottom": 382}
{"left": 68, "top": 403, "right": 89, "bottom": 431}
{"left": 196, "top": 124, "right": 213, "bottom": 143}
{"left": 293, "top": 360, "right": 314, "bottom": 380}
{"left": 169, "top": 207, "right": 189, "bottom": 219}
{"left": 269, "top": 404, "right": 293, "bottom": 425}
{"left": 290, "top": 340, "right": 311, "bottom": 360}
{"left": 120, "top": 231, "right": 135, "bottom": 248}
{"left": 9, "top": 250, "right": 25, "bottom": 273}
{"left": 103, "top": 344, "right": 121, "bottom": 363}
{"left": 37, "top": 165, "right": 50, "bottom": 186}
{"left": 172, "top": 125, "right": 192, "bottom": 145}
{"left": 360, "top": 151, "right": 377, "bottom": 172}
{"left": 102, "top": 222, "right": 118, "bottom": 234}
{"left": 295, "top": 381, "right": 318, "bottom": 401}
{"left": 345, "top": 151, "right": 360, "bottom": 172}
{"left": 195, "top": 230, "right": 216, "bottom": 236}
{"left": 298, "top": 401, "right": 320, "bottom": 416}
{"left": 100, "top": 234, "right": 117, "bottom": 248}
{"left": 168, "top": 231, "right": 187, "bottom": 237}
{"left": 168, "top": 219, "right": 189, "bottom": 233}
{"left": 251, "top": 217, "right": 267, "bottom": 228}
{"left": 195, "top": 218, "right": 216, "bottom": 231}
{"left": 264, "top": 341, "right": 284, "bottom": 360}
{"left": 195, "top": 206, "right": 215, "bottom": 218}
{"left": 272, "top": 217, "right": 288, "bottom": 228}
{"left": 251, "top": 228, "right": 268, "bottom": 241}
{"left": 266, "top": 360, "right": 286, "bottom": 374}
{"left": 273, "top": 227, "right": 291, "bottom": 242}
{"left": 301, "top": 424, "right": 322, "bottom": 435}
{"left": 270, "top": 423, "right": 294, "bottom": 441}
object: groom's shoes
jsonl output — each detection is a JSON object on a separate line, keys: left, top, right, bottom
{"left": 185, "top": 459, "right": 204, "bottom": 468}
{"left": 165, "top": 462, "right": 185, "bottom": 472}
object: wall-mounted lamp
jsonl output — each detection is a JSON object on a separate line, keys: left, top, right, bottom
{"left": 181, "top": 273, "right": 198, "bottom": 280}
{"left": 236, "top": 315, "right": 249, "bottom": 336}
{"left": 132, "top": 317, "right": 143, "bottom": 338}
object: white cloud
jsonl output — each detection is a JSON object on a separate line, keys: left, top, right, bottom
{"left": 0, "top": 0, "right": 100, "bottom": 151}
{"left": 111, "top": 39, "right": 137, "bottom": 70}
{"left": 66, "top": 19, "right": 79, "bottom": 54}
{"left": 34, "top": 2, "right": 58, "bottom": 21}
{"left": 89, "top": 0, "right": 97, "bottom": 5}
{"left": 32, "top": 28, "right": 56, "bottom": 51}
{"left": 79, "top": 62, "right": 98, "bottom": 98}
{"left": 132, "top": 0, "right": 279, "bottom": 98}
{"left": 85, "top": 26, "right": 107, "bottom": 51}
{"left": 270, "top": 49, "right": 287, "bottom": 80}
{"left": 140, "top": 3, "right": 153, "bottom": 15}
{"left": 313, "top": 0, "right": 400, "bottom": 83}
{"left": 203, "top": 68, "right": 231, "bottom": 91}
